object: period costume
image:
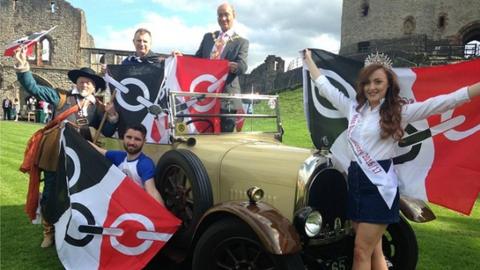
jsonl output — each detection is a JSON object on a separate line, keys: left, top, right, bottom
{"left": 16, "top": 67, "right": 116, "bottom": 247}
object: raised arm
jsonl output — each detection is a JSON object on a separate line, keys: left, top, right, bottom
{"left": 303, "top": 49, "right": 322, "bottom": 80}
{"left": 468, "top": 82, "right": 480, "bottom": 99}
{"left": 13, "top": 47, "right": 60, "bottom": 105}
{"left": 303, "top": 49, "right": 352, "bottom": 116}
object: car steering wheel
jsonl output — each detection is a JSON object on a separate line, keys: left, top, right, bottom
{"left": 185, "top": 118, "right": 214, "bottom": 133}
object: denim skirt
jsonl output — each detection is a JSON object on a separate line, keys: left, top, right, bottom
{"left": 346, "top": 160, "right": 399, "bottom": 224}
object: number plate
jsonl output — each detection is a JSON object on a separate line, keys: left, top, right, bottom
{"left": 321, "top": 256, "right": 348, "bottom": 270}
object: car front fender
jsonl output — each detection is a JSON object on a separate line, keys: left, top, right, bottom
{"left": 193, "top": 201, "right": 302, "bottom": 255}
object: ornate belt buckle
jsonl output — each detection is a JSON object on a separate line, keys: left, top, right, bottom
{"left": 76, "top": 117, "right": 89, "bottom": 126}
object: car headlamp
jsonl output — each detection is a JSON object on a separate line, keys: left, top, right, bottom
{"left": 246, "top": 186, "right": 264, "bottom": 204}
{"left": 294, "top": 207, "right": 323, "bottom": 238}
{"left": 305, "top": 211, "right": 322, "bottom": 237}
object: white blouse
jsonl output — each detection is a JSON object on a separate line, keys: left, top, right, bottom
{"left": 314, "top": 75, "right": 470, "bottom": 161}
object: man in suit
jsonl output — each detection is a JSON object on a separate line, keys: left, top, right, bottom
{"left": 172, "top": 2, "right": 249, "bottom": 131}
{"left": 194, "top": 2, "right": 249, "bottom": 95}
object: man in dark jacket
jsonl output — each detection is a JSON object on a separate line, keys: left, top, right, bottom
{"left": 2, "top": 98, "right": 12, "bottom": 120}
{"left": 194, "top": 2, "right": 248, "bottom": 95}
{"left": 122, "top": 28, "right": 163, "bottom": 65}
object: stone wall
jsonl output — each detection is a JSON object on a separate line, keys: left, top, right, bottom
{"left": 0, "top": 0, "right": 134, "bottom": 119}
{"left": 240, "top": 55, "right": 294, "bottom": 94}
{"left": 340, "top": 0, "right": 480, "bottom": 56}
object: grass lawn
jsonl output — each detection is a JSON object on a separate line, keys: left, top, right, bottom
{"left": 1, "top": 89, "right": 479, "bottom": 269}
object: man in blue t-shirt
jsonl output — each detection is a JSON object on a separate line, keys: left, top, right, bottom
{"left": 91, "top": 124, "right": 164, "bottom": 206}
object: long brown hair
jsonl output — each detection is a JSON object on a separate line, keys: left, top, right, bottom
{"left": 355, "top": 64, "right": 405, "bottom": 140}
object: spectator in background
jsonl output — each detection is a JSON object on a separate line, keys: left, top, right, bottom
{"left": 12, "top": 98, "right": 20, "bottom": 121}
{"left": 2, "top": 98, "right": 12, "bottom": 120}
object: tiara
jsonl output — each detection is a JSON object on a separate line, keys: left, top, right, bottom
{"left": 364, "top": 52, "right": 393, "bottom": 69}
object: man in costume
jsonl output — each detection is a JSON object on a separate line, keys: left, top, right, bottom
{"left": 13, "top": 46, "right": 119, "bottom": 248}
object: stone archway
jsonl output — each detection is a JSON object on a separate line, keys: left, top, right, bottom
{"left": 458, "top": 21, "right": 480, "bottom": 56}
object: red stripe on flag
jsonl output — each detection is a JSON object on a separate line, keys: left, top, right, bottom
{"left": 99, "top": 177, "right": 180, "bottom": 269}
{"left": 411, "top": 59, "right": 480, "bottom": 214}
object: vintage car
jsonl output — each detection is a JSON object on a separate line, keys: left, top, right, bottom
{"left": 103, "top": 91, "right": 435, "bottom": 270}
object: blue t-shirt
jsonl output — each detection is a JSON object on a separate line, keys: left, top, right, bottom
{"left": 105, "top": 150, "right": 155, "bottom": 187}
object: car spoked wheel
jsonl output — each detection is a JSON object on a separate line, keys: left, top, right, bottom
{"left": 382, "top": 217, "right": 418, "bottom": 270}
{"left": 213, "top": 236, "right": 275, "bottom": 269}
{"left": 162, "top": 164, "right": 194, "bottom": 228}
{"left": 193, "top": 218, "right": 305, "bottom": 270}
{"left": 156, "top": 149, "right": 213, "bottom": 246}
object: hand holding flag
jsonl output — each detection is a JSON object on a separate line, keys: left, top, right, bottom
{"left": 4, "top": 25, "right": 57, "bottom": 57}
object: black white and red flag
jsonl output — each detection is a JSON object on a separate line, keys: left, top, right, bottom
{"left": 105, "top": 64, "right": 170, "bottom": 143}
{"left": 164, "top": 56, "right": 229, "bottom": 133}
{"left": 49, "top": 124, "right": 181, "bottom": 269}
{"left": 303, "top": 49, "right": 480, "bottom": 215}
{"left": 3, "top": 26, "right": 57, "bottom": 57}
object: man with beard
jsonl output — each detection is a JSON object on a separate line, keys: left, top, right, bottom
{"left": 13, "top": 46, "right": 118, "bottom": 248}
{"left": 91, "top": 124, "right": 165, "bottom": 206}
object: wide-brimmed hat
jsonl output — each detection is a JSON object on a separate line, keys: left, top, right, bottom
{"left": 67, "top": 67, "right": 106, "bottom": 91}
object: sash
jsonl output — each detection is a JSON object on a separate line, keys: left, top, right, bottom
{"left": 347, "top": 105, "right": 398, "bottom": 209}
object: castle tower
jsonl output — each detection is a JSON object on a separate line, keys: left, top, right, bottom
{"left": 339, "top": 0, "right": 480, "bottom": 64}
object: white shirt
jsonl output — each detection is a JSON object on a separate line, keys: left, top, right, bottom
{"left": 119, "top": 157, "right": 143, "bottom": 188}
{"left": 314, "top": 75, "right": 470, "bottom": 161}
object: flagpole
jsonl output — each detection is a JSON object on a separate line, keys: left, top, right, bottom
{"left": 93, "top": 89, "right": 117, "bottom": 145}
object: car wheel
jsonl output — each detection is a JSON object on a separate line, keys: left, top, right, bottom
{"left": 192, "top": 217, "right": 305, "bottom": 270}
{"left": 155, "top": 149, "right": 213, "bottom": 246}
{"left": 383, "top": 217, "right": 418, "bottom": 270}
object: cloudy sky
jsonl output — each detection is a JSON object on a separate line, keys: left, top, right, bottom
{"left": 68, "top": 0, "right": 343, "bottom": 71}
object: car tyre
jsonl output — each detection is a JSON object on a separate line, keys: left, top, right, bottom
{"left": 383, "top": 217, "right": 418, "bottom": 270}
{"left": 155, "top": 149, "right": 213, "bottom": 246}
{"left": 192, "top": 217, "right": 305, "bottom": 270}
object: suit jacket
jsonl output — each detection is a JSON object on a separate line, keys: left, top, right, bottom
{"left": 195, "top": 31, "right": 249, "bottom": 94}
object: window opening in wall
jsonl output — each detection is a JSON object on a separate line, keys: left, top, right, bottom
{"left": 358, "top": 41, "right": 370, "bottom": 53}
{"left": 403, "top": 16, "right": 416, "bottom": 35}
{"left": 438, "top": 14, "right": 447, "bottom": 30}
{"left": 361, "top": 1, "right": 369, "bottom": 17}
{"left": 90, "top": 53, "right": 105, "bottom": 73}
{"left": 27, "top": 44, "right": 37, "bottom": 61}
{"left": 50, "top": 1, "right": 56, "bottom": 13}
{"left": 41, "top": 39, "right": 50, "bottom": 62}
{"left": 114, "top": 55, "right": 128, "bottom": 64}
